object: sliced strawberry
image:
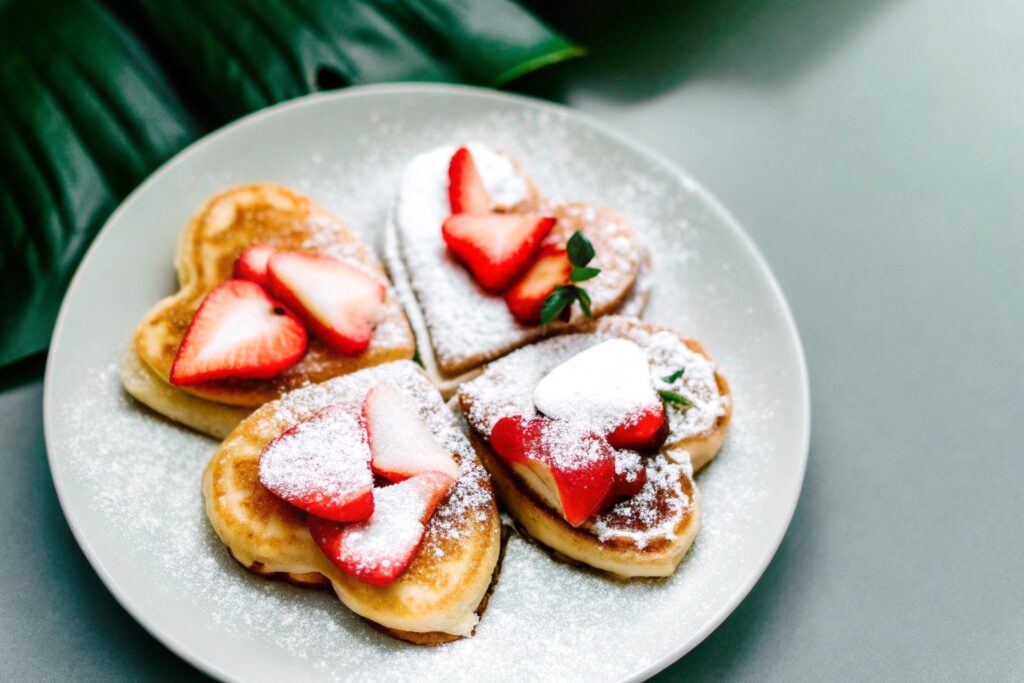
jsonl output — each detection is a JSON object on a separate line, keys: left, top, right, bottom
{"left": 308, "top": 471, "right": 455, "bottom": 586}
{"left": 489, "top": 416, "right": 615, "bottom": 527}
{"left": 232, "top": 244, "right": 278, "bottom": 288}
{"left": 259, "top": 404, "right": 375, "bottom": 522}
{"left": 448, "top": 146, "right": 491, "bottom": 214}
{"left": 442, "top": 213, "right": 556, "bottom": 292}
{"left": 169, "top": 279, "right": 307, "bottom": 385}
{"left": 607, "top": 403, "right": 667, "bottom": 451}
{"left": 608, "top": 449, "right": 648, "bottom": 500}
{"left": 363, "top": 383, "right": 461, "bottom": 482}
{"left": 505, "top": 246, "right": 572, "bottom": 324}
{"left": 266, "top": 252, "right": 385, "bottom": 354}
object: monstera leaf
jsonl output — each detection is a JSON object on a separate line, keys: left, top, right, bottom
{"left": 0, "top": 0, "right": 581, "bottom": 368}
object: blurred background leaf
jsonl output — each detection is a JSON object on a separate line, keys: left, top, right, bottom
{"left": 0, "top": 0, "right": 582, "bottom": 369}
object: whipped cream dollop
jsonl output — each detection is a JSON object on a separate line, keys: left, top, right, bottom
{"left": 532, "top": 339, "right": 659, "bottom": 432}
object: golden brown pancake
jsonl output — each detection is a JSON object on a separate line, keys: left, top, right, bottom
{"left": 204, "top": 360, "right": 502, "bottom": 641}
{"left": 457, "top": 316, "right": 732, "bottom": 578}
{"left": 123, "top": 183, "right": 415, "bottom": 436}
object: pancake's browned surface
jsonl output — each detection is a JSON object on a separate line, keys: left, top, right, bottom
{"left": 203, "top": 361, "right": 502, "bottom": 642}
{"left": 132, "top": 184, "right": 414, "bottom": 408}
{"left": 457, "top": 316, "right": 732, "bottom": 577}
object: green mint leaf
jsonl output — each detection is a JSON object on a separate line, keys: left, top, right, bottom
{"left": 570, "top": 266, "right": 601, "bottom": 282}
{"left": 662, "top": 368, "right": 685, "bottom": 383}
{"left": 659, "top": 389, "right": 693, "bottom": 407}
{"left": 539, "top": 286, "right": 575, "bottom": 325}
{"left": 575, "top": 286, "right": 593, "bottom": 318}
{"left": 567, "top": 230, "right": 595, "bottom": 267}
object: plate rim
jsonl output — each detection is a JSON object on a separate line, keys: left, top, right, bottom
{"left": 43, "top": 82, "right": 810, "bottom": 682}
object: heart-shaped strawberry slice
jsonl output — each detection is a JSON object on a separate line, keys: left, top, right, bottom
{"left": 308, "top": 471, "right": 455, "bottom": 586}
{"left": 441, "top": 213, "right": 556, "bottom": 292}
{"left": 259, "top": 404, "right": 374, "bottom": 522}
{"left": 533, "top": 339, "right": 665, "bottom": 450}
{"left": 363, "top": 383, "right": 461, "bottom": 482}
{"left": 169, "top": 279, "right": 307, "bottom": 385}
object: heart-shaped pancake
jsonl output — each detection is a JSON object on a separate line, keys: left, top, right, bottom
{"left": 458, "top": 316, "right": 732, "bottom": 577}
{"left": 386, "top": 144, "right": 649, "bottom": 396}
{"left": 203, "top": 360, "right": 502, "bottom": 643}
{"left": 123, "top": 183, "right": 415, "bottom": 437}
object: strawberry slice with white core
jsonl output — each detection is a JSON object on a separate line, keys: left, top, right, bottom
{"left": 259, "top": 404, "right": 374, "bottom": 522}
{"left": 267, "top": 252, "right": 385, "bottom": 354}
{"left": 442, "top": 213, "right": 556, "bottom": 292}
{"left": 489, "top": 416, "right": 615, "bottom": 527}
{"left": 308, "top": 471, "right": 456, "bottom": 586}
{"left": 363, "top": 383, "right": 461, "bottom": 482}
{"left": 232, "top": 244, "right": 277, "bottom": 288}
{"left": 533, "top": 339, "right": 665, "bottom": 449}
{"left": 505, "top": 246, "right": 572, "bottom": 324}
{"left": 169, "top": 279, "right": 307, "bottom": 385}
{"left": 448, "top": 146, "right": 491, "bottom": 214}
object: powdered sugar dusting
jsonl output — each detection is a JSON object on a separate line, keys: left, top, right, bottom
{"left": 333, "top": 479, "right": 432, "bottom": 573}
{"left": 534, "top": 421, "right": 614, "bottom": 473}
{"left": 258, "top": 405, "right": 371, "bottom": 503}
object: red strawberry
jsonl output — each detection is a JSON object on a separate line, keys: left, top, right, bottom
{"left": 489, "top": 416, "right": 615, "bottom": 527}
{"left": 169, "top": 279, "right": 307, "bottom": 385}
{"left": 308, "top": 471, "right": 455, "bottom": 586}
{"left": 606, "top": 404, "right": 667, "bottom": 451}
{"left": 266, "top": 252, "right": 385, "bottom": 354}
{"left": 608, "top": 449, "right": 648, "bottom": 501}
{"left": 505, "top": 246, "right": 572, "bottom": 324}
{"left": 442, "top": 213, "right": 556, "bottom": 292}
{"left": 259, "top": 404, "right": 375, "bottom": 522}
{"left": 363, "top": 383, "right": 461, "bottom": 482}
{"left": 232, "top": 244, "right": 277, "bottom": 288}
{"left": 448, "top": 146, "right": 491, "bottom": 214}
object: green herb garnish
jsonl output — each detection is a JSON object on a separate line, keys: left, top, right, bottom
{"left": 662, "top": 368, "right": 685, "bottom": 383}
{"left": 658, "top": 389, "right": 693, "bottom": 408}
{"left": 539, "top": 231, "right": 601, "bottom": 325}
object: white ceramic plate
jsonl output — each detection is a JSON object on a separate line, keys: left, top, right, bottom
{"left": 44, "top": 84, "right": 809, "bottom": 682}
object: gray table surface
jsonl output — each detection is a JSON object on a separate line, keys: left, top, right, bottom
{"left": 3, "top": 0, "right": 1022, "bottom": 680}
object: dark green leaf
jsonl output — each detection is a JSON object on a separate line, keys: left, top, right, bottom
{"left": 575, "top": 286, "right": 593, "bottom": 318}
{"left": 659, "top": 390, "right": 693, "bottom": 408}
{"left": 662, "top": 368, "right": 686, "bottom": 383}
{"left": 125, "top": 0, "right": 584, "bottom": 121}
{"left": 539, "top": 286, "right": 575, "bottom": 326}
{"left": 0, "top": 0, "right": 201, "bottom": 366}
{"left": 0, "top": 0, "right": 582, "bottom": 368}
{"left": 566, "top": 230, "right": 596, "bottom": 267}
{"left": 570, "top": 266, "right": 601, "bottom": 282}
